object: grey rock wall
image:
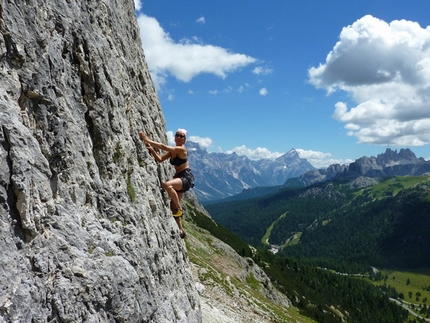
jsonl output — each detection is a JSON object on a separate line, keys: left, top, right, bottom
{"left": 0, "top": 0, "right": 201, "bottom": 322}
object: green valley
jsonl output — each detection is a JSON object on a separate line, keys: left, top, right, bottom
{"left": 206, "top": 175, "right": 430, "bottom": 272}
{"left": 201, "top": 174, "right": 430, "bottom": 322}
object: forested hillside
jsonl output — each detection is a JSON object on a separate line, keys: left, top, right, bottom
{"left": 185, "top": 194, "right": 411, "bottom": 322}
{"left": 206, "top": 175, "right": 430, "bottom": 272}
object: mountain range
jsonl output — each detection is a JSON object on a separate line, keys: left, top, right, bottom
{"left": 205, "top": 163, "right": 430, "bottom": 272}
{"left": 187, "top": 141, "right": 315, "bottom": 202}
{"left": 188, "top": 144, "right": 430, "bottom": 203}
{"left": 285, "top": 148, "right": 430, "bottom": 187}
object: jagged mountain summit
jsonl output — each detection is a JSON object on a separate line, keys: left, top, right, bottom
{"left": 187, "top": 141, "right": 315, "bottom": 202}
{"left": 285, "top": 148, "right": 430, "bottom": 187}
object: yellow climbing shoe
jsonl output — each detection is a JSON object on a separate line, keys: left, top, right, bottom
{"left": 172, "top": 209, "right": 183, "bottom": 218}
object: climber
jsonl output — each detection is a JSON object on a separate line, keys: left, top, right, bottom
{"left": 139, "top": 129, "right": 194, "bottom": 239}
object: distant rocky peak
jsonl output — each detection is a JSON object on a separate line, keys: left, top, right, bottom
{"left": 280, "top": 148, "right": 300, "bottom": 159}
{"left": 371, "top": 148, "right": 423, "bottom": 166}
{"left": 387, "top": 148, "right": 422, "bottom": 162}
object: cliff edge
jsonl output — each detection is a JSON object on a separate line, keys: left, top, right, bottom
{"left": 0, "top": 0, "right": 200, "bottom": 322}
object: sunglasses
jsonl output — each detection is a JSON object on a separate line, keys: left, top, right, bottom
{"left": 175, "top": 133, "right": 185, "bottom": 139}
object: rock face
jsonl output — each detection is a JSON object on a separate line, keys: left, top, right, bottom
{"left": 0, "top": 1, "right": 201, "bottom": 322}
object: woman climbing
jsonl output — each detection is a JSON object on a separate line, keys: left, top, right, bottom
{"left": 139, "top": 129, "right": 194, "bottom": 239}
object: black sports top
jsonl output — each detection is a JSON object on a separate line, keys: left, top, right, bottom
{"left": 170, "top": 155, "right": 188, "bottom": 166}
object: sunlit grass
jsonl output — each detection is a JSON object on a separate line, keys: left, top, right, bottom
{"left": 261, "top": 212, "right": 287, "bottom": 245}
{"left": 371, "top": 268, "right": 430, "bottom": 306}
{"left": 355, "top": 175, "right": 430, "bottom": 199}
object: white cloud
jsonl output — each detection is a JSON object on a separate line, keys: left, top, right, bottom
{"left": 227, "top": 145, "right": 282, "bottom": 160}
{"left": 295, "top": 149, "right": 351, "bottom": 168}
{"left": 166, "top": 131, "right": 175, "bottom": 146}
{"left": 189, "top": 135, "right": 213, "bottom": 149}
{"left": 134, "top": 0, "right": 142, "bottom": 11}
{"left": 259, "top": 87, "right": 268, "bottom": 96}
{"left": 137, "top": 14, "right": 256, "bottom": 89}
{"left": 196, "top": 16, "right": 205, "bottom": 24}
{"left": 253, "top": 66, "right": 273, "bottom": 75}
{"left": 296, "top": 149, "right": 331, "bottom": 161}
{"left": 309, "top": 15, "right": 430, "bottom": 147}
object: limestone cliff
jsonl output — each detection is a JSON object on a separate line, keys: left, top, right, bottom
{"left": 0, "top": 0, "right": 201, "bottom": 322}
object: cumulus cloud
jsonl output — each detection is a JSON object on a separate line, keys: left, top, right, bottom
{"left": 296, "top": 149, "right": 331, "bottom": 161}
{"left": 227, "top": 145, "right": 282, "bottom": 160}
{"left": 134, "top": 0, "right": 142, "bottom": 11}
{"left": 137, "top": 14, "right": 256, "bottom": 89}
{"left": 253, "top": 66, "right": 273, "bottom": 75}
{"left": 259, "top": 87, "right": 268, "bottom": 96}
{"left": 196, "top": 16, "right": 205, "bottom": 24}
{"left": 189, "top": 135, "right": 213, "bottom": 149}
{"left": 309, "top": 15, "right": 430, "bottom": 147}
{"left": 296, "top": 149, "right": 352, "bottom": 169}
{"left": 166, "top": 131, "right": 175, "bottom": 146}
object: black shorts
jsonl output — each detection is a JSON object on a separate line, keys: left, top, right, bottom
{"left": 174, "top": 168, "right": 195, "bottom": 193}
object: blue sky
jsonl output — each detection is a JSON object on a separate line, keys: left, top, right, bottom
{"left": 134, "top": 1, "right": 430, "bottom": 168}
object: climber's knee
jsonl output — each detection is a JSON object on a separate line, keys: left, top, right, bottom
{"left": 163, "top": 181, "right": 169, "bottom": 191}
